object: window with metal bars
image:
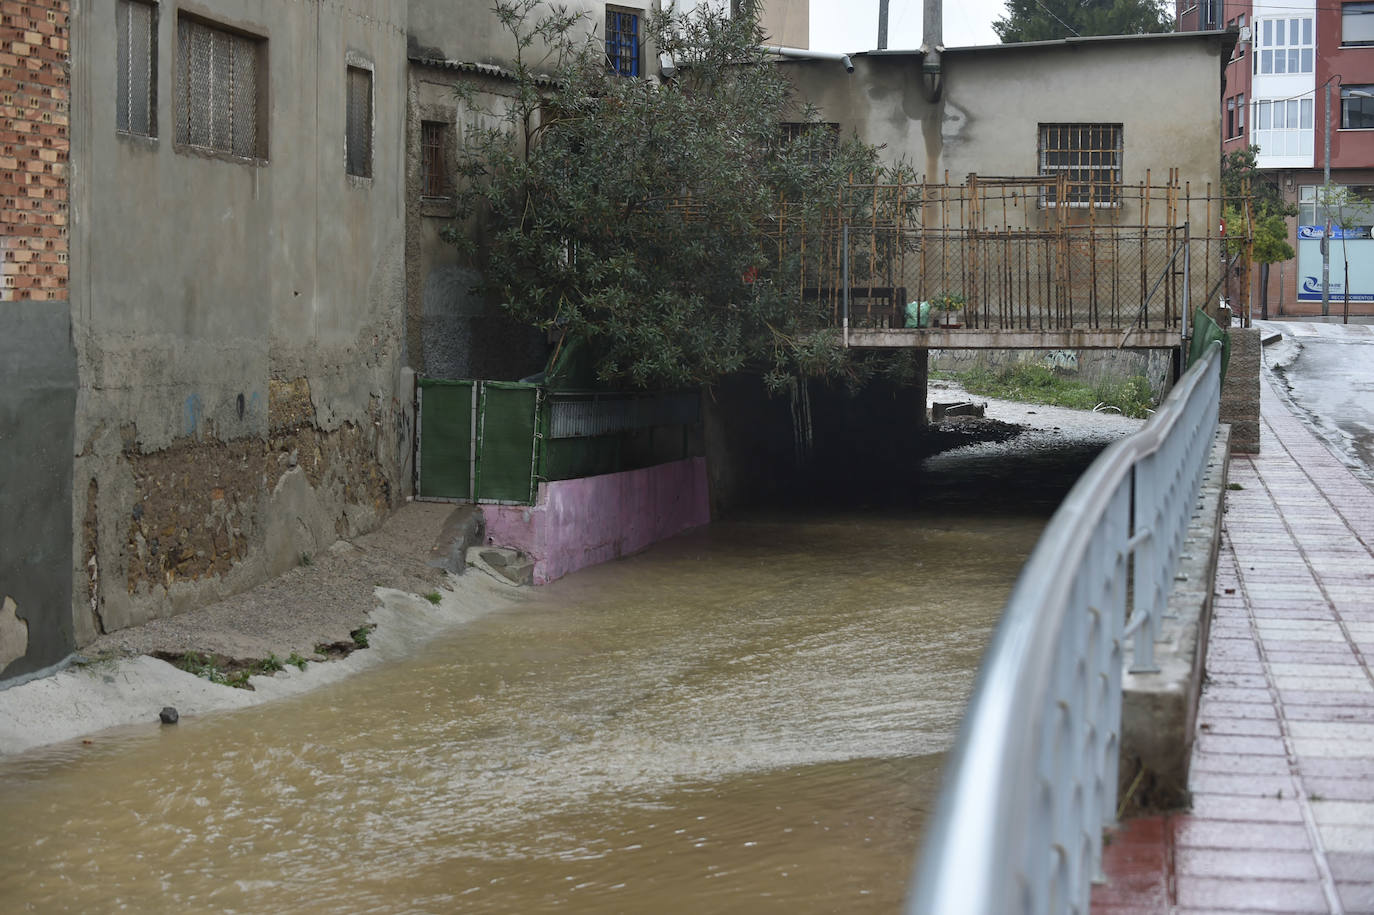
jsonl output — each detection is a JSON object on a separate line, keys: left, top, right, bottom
{"left": 116, "top": 0, "right": 157, "bottom": 138}
{"left": 421, "top": 121, "right": 449, "bottom": 197}
{"left": 606, "top": 9, "right": 640, "bottom": 77}
{"left": 346, "top": 66, "right": 373, "bottom": 179}
{"left": 777, "top": 122, "right": 840, "bottom": 163}
{"left": 175, "top": 16, "right": 263, "bottom": 159}
{"left": 1038, "top": 123, "right": 1122, "bottom": 208}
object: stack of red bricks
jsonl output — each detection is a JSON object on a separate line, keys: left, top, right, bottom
{"left": 0, "top": 0, "right": 68, "bottom": 302}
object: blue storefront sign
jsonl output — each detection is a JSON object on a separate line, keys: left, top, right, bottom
{"left": 1297, "top": 231, "right": 1374, "bottom": 302}
{"left": 1297, "top": 224, "right": 1373, "bottom": 240}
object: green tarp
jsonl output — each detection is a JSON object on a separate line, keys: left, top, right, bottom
{"left": 416, "top": 379, "right": 474, "bottom": 500}
{"left": 1187, "top": 308, "right": 1230, "bottom": 383}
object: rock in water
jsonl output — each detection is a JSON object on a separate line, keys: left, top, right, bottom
{"left": 159, "top": 706, "right": 179, "bottom": 725}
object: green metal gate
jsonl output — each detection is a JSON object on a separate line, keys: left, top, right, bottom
{"left": 417, "top": 378, "right": 698, "bottom": 506}
{"left": 474, "top": 381, "right": 541, "bottom": 504}
{"left": 416, "top": 378, "right": 542, "bottom": 504}
{"left": 416, "top": 379, "right": 474, "bottom": 500}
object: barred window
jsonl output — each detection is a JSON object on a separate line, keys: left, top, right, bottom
{"left": 116, "top": 0, "right": 157, "bottom": 138}
{"left": 421, "top": 121, "right": 449, "bottom": 197}
{"left": 346, "top": 66, "right": 373, "bottom": 179}
{"left": 777, "top": 122, "right": 840, "bottom": 163}
{"left": 175, "top": 16, "right": 264, "bottom": 159}
{"left": 1039, "top": 123, "right": 1122, "bottom": 207}
{"left": 606, "top": 9, "right": 640, "bottom": 77}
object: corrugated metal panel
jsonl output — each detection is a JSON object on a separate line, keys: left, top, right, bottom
{"left": 548, "top": 391, "right": 699, "bottom": 439}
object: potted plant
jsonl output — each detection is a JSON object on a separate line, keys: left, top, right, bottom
{"left": 934, "top": 292, "right": 966, "bottom": 328}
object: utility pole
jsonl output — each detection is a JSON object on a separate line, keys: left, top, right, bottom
{"left": 878, "top": 0, "right": 889, "bottom": 50}
{"left": 1322, "top": 80, "right": 1332, "bottom": 318}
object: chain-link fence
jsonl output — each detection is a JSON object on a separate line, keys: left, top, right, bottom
{"left": 776, "top": 177, "right": 1245, "bottom": 336}
{"left": 838, "top": 225, "right": 1221, "bottom": 332}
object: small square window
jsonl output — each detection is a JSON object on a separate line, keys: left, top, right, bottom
{"left": 1038, "top": 123, "right": 1122, "bottom": 207}
{"left": 421, "top": 120, "right": 450, "bottom": 197}
{"left": 175, "top": 15, "right": 265, "bottom": 159}
{"left": 606, "top": 9, "right": 640, "bottom": 77}
{"left": 777, "top": 121, "right": 840, "bottom": 163}
{"left": 346, "top": 66, "right": 373, "bottom": 179}
{"left": 116, "top": 0, "right": 157, "bottom": 138}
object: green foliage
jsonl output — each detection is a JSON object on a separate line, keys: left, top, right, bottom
{"left": 171, "top": 652, "right": 254, "bottom": 690}
{"left": 287, "top": 651, "right": 309, "bottom": 671}
{"left": 452, "top": 0, "right": 916, "bottom": 392}
{"left": 1223, "top": 206, "right": 1294, "bottom": 264}
{"left": 932, "top": 291, "right": 966, "bottom": 312}
{"left": 350, "top": 625, "right": 374, "bottom": 649}
{"left": 993, "top": 0, "right": 1173, "bottom": 43}
{"left": 1221, "top": 146, "right": 1296, "bottom": 265}
{"left": 258, "top": 654, "right": 285, "bottom": 674}
{"left": 1222, "top": 146, "right": 1294, "bottom": 221}
{"left": 957, "top": 364, "right": 1156, "bottom": 418}
{"left": 424, "top": 591, "right": 443, "bottom": 606}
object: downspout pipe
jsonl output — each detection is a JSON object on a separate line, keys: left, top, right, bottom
{"left": 761, "top": 45, "right": 854, "bottom": 73}
{"left": 920, "top": 0, "right": 944, "bottom": 102}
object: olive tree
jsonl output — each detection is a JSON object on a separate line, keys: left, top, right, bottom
{"left": 450, "top": 0, "right": 917, "bottom": 392}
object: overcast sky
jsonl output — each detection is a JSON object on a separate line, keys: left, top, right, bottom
{"left": 809, "top": 0, "right": 1007, "bottom": 53}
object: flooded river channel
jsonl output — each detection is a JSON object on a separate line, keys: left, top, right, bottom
{"left": 0, "top": 429, "right": 1116, "bottom": 913}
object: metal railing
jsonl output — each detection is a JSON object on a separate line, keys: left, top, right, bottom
{"left": 835, "top": 224, "right": 1211, "bottom": 333}
{"left": 907, "top": 341, "right": 1223, "bottom": 915}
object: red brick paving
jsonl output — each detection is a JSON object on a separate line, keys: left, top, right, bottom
{"left": 1093, "top": 375, "right": 1374, "bottom": 914}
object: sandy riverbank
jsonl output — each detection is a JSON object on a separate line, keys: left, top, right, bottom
{"left": 0, "top": 504, "right": 529, "bottom": 756}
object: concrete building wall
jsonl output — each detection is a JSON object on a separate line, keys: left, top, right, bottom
{"left": 408, "top": 0, "right": 663, "bottom": 76}
{"left": 758, "top": 0, "right": 807, "bottom": 49}
{"left": 403, "top": 63, "right": 547, "bottom": 381}
{"left": 782, "top": 33, "right": 1228, "bottom": 224}
{"left": 67, "top": 0, "right": 413, "bottom": 641}
{"left": 1, "top": 0, "right": 75, "bottom": 680}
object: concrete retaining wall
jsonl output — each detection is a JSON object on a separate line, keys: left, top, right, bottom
{"left": 1118, "top": 424, "right": 1231, "bottom": 812}
{"left": 0, "top": 304, "right": 77, "bottom": 680}
{"left": 483, "top": 457, "right": 710, "bottom": 584}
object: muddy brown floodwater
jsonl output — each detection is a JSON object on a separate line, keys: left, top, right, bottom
{"left": 0, "top": 502, "right": 1058, "bottom": 913}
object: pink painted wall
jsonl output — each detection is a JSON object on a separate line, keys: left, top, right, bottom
{"left": 482, "top": 457, "right": 710, "bottom": 584}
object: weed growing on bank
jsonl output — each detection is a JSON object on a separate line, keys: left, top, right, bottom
{"left": 950, "top": 365, "right": 1156, "bottom": 418}
{"left": 159, "top": 651, "right": 303, "bottom": 690}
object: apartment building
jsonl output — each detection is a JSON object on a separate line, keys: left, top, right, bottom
{"left": 1179, "top": 1, "right": 1374, "bottom": 313}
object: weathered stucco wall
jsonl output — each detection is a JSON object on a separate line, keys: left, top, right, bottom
{"left": 782, "top": 32, "right": 1228, "bottom": 218}
{"left": 1, "top": 305, "right": 76, "bottom": 679}
{"left": 68, "top": 0, "right": 414, "bottom": 641}
{"left": 403, "top": 64, "right": 547, "bottom": 381}
{"left": 408, "top": 0, "right": 661, "bottom": 76}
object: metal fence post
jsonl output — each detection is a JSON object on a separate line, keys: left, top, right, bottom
{"left": 843, "top": 223, "right": 850, "bottom": 347}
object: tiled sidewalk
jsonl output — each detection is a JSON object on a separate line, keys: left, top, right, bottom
{"left": 1093, "top": 378, "right": 1374, "bottom": 914}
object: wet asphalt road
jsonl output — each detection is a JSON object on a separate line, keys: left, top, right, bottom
{"left": 1261, "top": 320, "right": 1374, "bottom": 485}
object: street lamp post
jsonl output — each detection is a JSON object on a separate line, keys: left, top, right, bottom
{"left": 1322, "top": 83, "right": 1374, "bottom": 317}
